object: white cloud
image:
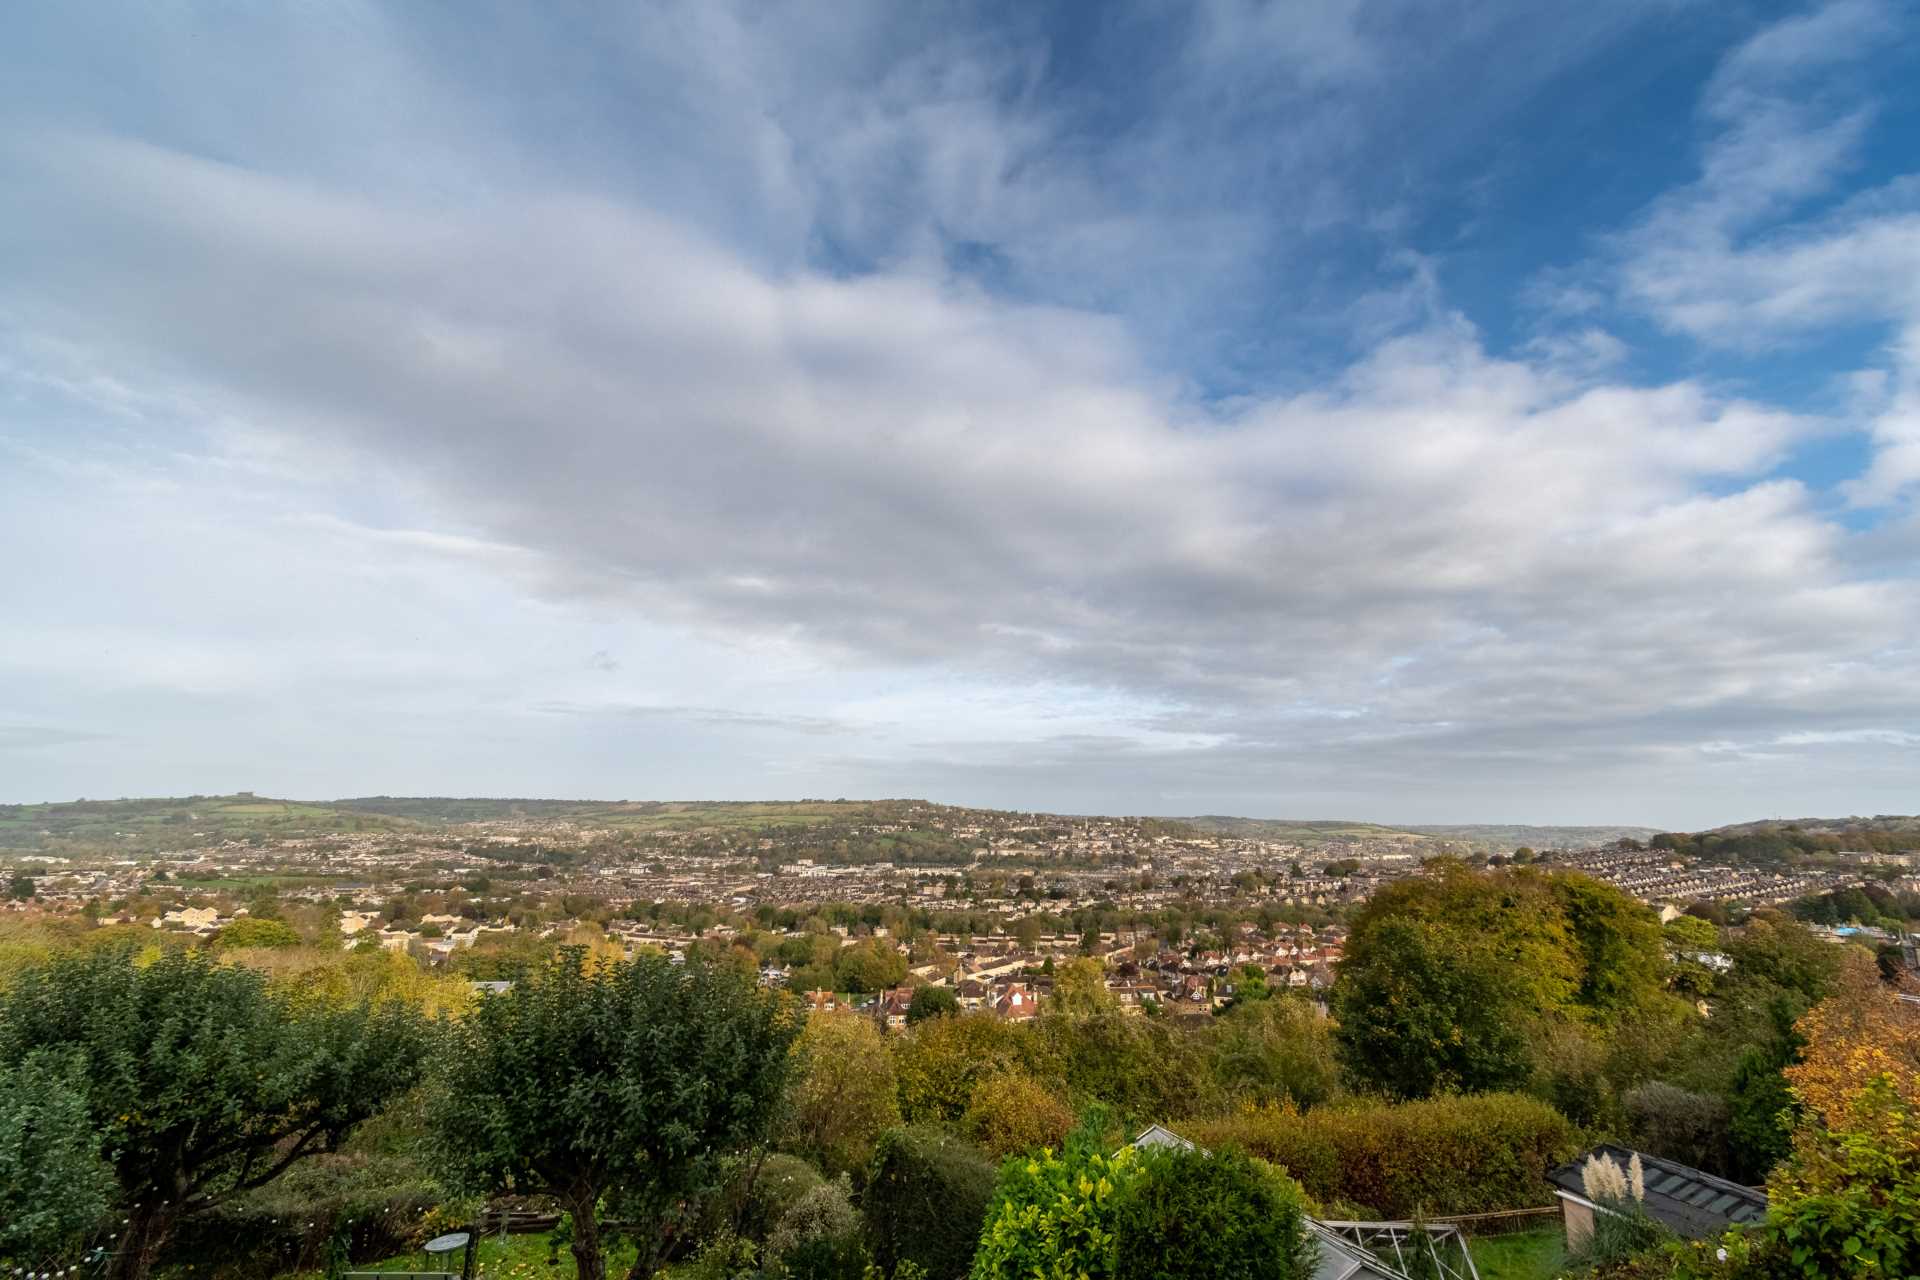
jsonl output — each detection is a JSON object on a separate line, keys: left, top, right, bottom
{"left": 2, "top": 1, "right": 1918, "bottom": 823}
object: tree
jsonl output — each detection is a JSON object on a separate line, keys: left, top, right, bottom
{"left": 786, "top": 1012, "right": 901, "bottom": 1178}
{"left": 212, "top": 916, "right": 303, "bottom": 949}
{"left": 1211, "top": 997, "right": 1340, "bottom": 1108}
{"left": 432, "top": 948, "right": 800, "bottom": 1280}
{"left": 1013, "top": 916, "right": 1043, "bottom": 951}
{"left": 907, "top": 984, "right": 959, "bottom": 1024}
{"left": 0, "top": 945, "right": 431, "bottom": 1280}
{"left": 5, "top": 870, "right": 34, "bottom": 901}
{"left": 1333, "top": 917, "right": 1534, "bottom": 1099}
{"left": 1051, "top": 956, "right": 1119, "bottom": 1017}
{"left": 866, "top": 1127, "right": 998, "bottom": 1280}
{"left": 0, "top": 1050, "right": 114, "bottom": 1264}
{"left": 833, "top": 937, "right": 907, "bottom": 994}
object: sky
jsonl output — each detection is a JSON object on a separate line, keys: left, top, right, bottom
{"left": 3, "top": 1, "right": 1919, "bottom": 828}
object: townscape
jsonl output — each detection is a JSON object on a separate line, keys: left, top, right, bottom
{"left": 5, "top": 793, "right": 1918, "bottom": 1280}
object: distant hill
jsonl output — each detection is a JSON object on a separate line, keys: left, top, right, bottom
{"left": 0, "top": 793, "right": 421, "bottom": 850}
{"left": 1706, "top": 814, "right": 1920, "bottom": 837}
{"left": 1401, "top": 823, "right": 1663, "bottom": 851}
{"left": 1178, "top": 816, "right": 1657, "bottom": 852}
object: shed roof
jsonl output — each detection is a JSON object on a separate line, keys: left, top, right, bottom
{"left": 1548, "top": 1145, "right": 1766, "bottom": 1238}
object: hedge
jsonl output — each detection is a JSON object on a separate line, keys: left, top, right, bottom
{"left": 864, "top": 1127, "right": 998, "bottom": 1280}
{"left": 159, "top": 1153, "right": 446, "bottom": 1279}
{"left": 1185, "top": 1092, "right": 1576, "bottom": 1218}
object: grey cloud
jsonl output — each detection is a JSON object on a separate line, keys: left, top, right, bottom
{"left": 534, "top": 702, "right": 862, "bottom": 737}
{"left": 4, "top": 125, "right": 1914, "bottom": 798}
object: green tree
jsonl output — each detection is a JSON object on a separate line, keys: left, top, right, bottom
{"left": 786, "top": 1012, "right": 901, "bottom": 1178}
{"left": 5, "top": 870, "right": 34, "bottom": 901}
{"left": 866, "top": 1127, "right": 998, "bottom": 1280}
{"left": 1332, "top": 918, "right": 1534, "bottom": 1099}
{"left": 212, "top": 917, "right": 303, "bottom": 949}
{"left": 1211, "top": 997, "right": 1340, "bottom": 1108}
{"left": 432, "top": 948, "right": 800, "bottom": 1280}
{"left": 907, "top": 985, "right": 960, "bottom": 1024}
{"left": 0, "top": 1050, "right": 114, "bottom": 1264}
{"left": 833, "top": 937, "right": 907, "bottom": 994}
{"left": 1050, "top": 957, "right": 1118, "bottom": 1017}
{"left": 0, "top": 946, "right": 431, "bottom": 1280}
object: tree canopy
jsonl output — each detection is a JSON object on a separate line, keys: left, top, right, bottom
{"left": 432, "top": 947, "right": 801, "bottom": 1280}
{"left": 0, "top": 945, "right": 433, "bottom": 1280}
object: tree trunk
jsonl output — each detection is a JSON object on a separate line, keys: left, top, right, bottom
{"left": 566, "top": 1192, "right": 605, "bottom": 1280}
{"left": 109, "top": 1201, "right": 173, "bottom": 1280}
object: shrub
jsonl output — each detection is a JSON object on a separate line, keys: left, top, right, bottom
{"left": 969, "top": 1144, "right": 1140, "bottom": 1280}
{"left": 965, "top": 1070, "right": 1076, "bottom": 1159}
{"left": 1624, "top": 1082, "right": 1733, "bottom": 1177}
{"left": 865, "top": 1128, "right": 998, "bottom": 1280}
{"left": 1110, "top": 1146, "right": 1317, "bottom": 1280}
{"left": 1185, "top": 1092, "right": 1575, "bottom": 1217}
{"left": 894, "top": 1016, "right": 1033, "bottom": 1127}
{"left": 767, "top": 1178, "right": 860, "bottom": 1263}
{"left": 158, "top": 1152, "right": 446, "bottom": 1279}
{"left": 736, "top": 1154, "right": 829, "bottom": 1244}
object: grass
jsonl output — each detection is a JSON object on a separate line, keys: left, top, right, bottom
{"left": 1469, "top": 1228, "right": 1568, "bottom": 1280}
{"left": 272, "top": 1230, "right": 638, "bottom": 1280}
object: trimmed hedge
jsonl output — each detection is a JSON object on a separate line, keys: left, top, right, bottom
{"left": 1185, "top": 1092, "right": 1575, "bottom": 1218}
{"left": 865, "top": 1127, "right": 998, "bottom": 1280}
{"left": 1111, "top": 1147, "right": 1316, "bottom": 1280}
{"left": 159, "top": 1153, "right": 445, "bottom": 1279}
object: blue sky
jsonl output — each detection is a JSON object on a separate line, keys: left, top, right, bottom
{"left": 3, "top": 0, "right": 1919, "bottom": 826}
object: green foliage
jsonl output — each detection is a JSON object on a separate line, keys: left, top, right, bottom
{"left": 1333, "top": 864, "right": 1684, "bottom": 1104}
{"left": 907, "top": 985, "right": 960, "bottom": 1024}
{"left": 1624, "top": 1082, "right": 1733, "bottom": 1177}
{"left": 160, "top": 1151, "right": 446, "bottom": 1280}
{"left": 431, "top": 947, "right": 801, "bottom": 1280}
{"left": 1030, "top": 1012, "right": 1220, "bottom": 1123}
{"left": 0, "top": 1050, "right": 114, "bottom": 1263}
{"left": 213, "top": 916, "right": 304, "bottom": 949}
{"left": 1748, "top": 1076, "right": 1920, "bottom": 1279}
{"left": 865, "top": 1127, "right": 998, "bottom": 1280}
{"left": 969, "top": 1144, "right": 1139, "bottom": 1280}
{"left": 964, "top": 1070, "right": 1076, "bottom": 1159}
{"left": 894, "top": 1015, "right": 1033, "bottom": 1127}
{"left": 1333, "top": 916, "right": 1535, "bottom": 1098}
{"left": 834, "top": 938, "right": 908, "bottom": 994}
{"left": 767, "top": 1176, "right": 862, "bottom": 1269}
{"left": 1187, "top": 1092, "right": 1575, "bottom": 1217}
{"left": 1210, "top": 996, "right": 1341, "bottom": 1108}
{"left": 1108, "top": 1146, "right": 1317, "bottom": 1280}
{"left": 0, "top": 944, "right": 433, "bottom": 1280}
{"left": 1567, "top": 1199, "right": 1673, "bottom": 1274}
{"left": 787, "top": 1013, "right": 901, "bottom": 1178}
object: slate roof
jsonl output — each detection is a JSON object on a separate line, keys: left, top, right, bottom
{"left": 1548, "top": 1144, "right": 1767, "bottom": 1238}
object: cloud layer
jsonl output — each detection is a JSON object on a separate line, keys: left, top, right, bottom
{"left": 2, "top": 0, "right": 1918, "bottom": 824}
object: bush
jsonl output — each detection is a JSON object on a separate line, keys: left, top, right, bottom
{"left": 865, "top": 1128, "right": 998, "bottom": 1280}
{"left": 965, "top": 1070, "right": 1076, "bottom": 1159}
{"left": 767, "top": 1178, "right": 860, "bottom": 1263}
{"left": 1624, "top": 1082, "right": 1733, "bottom": 1178}
{"left": 158, "top": 1153, "right": 446, "bottom": 1279}
{"left": 969, "top": 1144, "right": 1140, "bottom": 1280}
{"left": 1185, "top": 1092, "right": 1575, "bottom": 1217}
{"left": 1110, "top": 1146, "right": 1317, "bottom": 1280}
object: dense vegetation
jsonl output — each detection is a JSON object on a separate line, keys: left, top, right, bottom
{"left": 0, "top": 858, "right": 1911, "bottom": 1280}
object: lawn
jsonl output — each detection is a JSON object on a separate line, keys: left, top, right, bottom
{"left": 276, "top": 1230, "right": 637, "bottom": 1280}
{"left": 1469, "top": 1228, "right": 1567, "bottom": 1280}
